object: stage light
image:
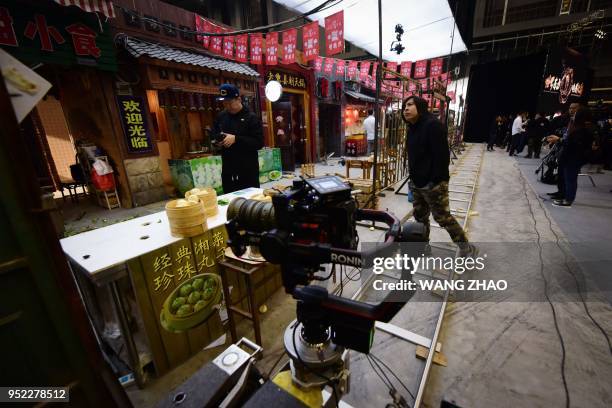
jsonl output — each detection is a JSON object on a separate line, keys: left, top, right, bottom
{"left": 265, "top": 81, "right": 282, "bottom": 102}
{"left": 394, "top": 24, "right": 404, "bottom": 41}
{"left": 390, "top": 42, "right": 405, "bottom": 55}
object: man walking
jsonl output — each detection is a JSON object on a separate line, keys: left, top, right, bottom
{"left": 212, "top": 84, "right": 263, "bottom": 193}
{"left": 509, "top": 111, "right": 526, "bottom": 156}
{"left": 364, "top": 109, "right": 376, "bottom": 155}
{"left": 402, "top": 95, "right": 475, "bottom": 255}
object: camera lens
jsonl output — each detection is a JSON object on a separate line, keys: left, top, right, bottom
{"left": 227, "top": 198, "right": 276, "bottom": 232}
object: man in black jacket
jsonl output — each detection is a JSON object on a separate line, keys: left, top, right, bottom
{"left": 212, "top": 84, "right": 263, "bottom": 193}
{"left": 403, "top": 95, "right": 474, "bottom": 254}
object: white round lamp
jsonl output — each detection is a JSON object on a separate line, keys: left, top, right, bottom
{"left": 265, "top": 80, "right": 282, "bottom": 102}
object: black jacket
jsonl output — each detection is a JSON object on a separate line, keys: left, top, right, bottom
{"left": 560, "top": 126, "right": 593, "bottom": 166}
{"left": 212, "top": 106, "right": 263, "bottom": 171}
{"left": 405, "top": 112, "right": 450, "bottom": 188}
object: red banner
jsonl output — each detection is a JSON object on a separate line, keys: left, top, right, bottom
{"left": 419, "top": 78, "right": 429, "bottom": 91}
{"left": 250, "top": 33, "right": 263, "bottom": 64}
{"left": 281, "top": 28, "right": 297, "bottom": 64}
{"left": 359, "top": 61, "right": 370, "bottom": 80}
{"left": 325, "top": 10, "right": 344, "bottom": 56}
{"left": 430, "top": 58, "right": 443, "bottom": 77}
{"left": 400, "top": 61, "right": 412, "bottom": 78}
{"left": 209, "top": 25, "right": 224, "bottom": 54}
{"left": 235, "top": 34, "right": 248, "bottom": 62}
{"left": 335, "top": 59, "right": 346, "bottom": 76}
{"left": 223, "top": 35, "right": 234, "bottom": 59}
{"left": 265, "top": 32, "right": 279, "bottom": 65}
{"left": 302, "top": 21, "right": 319, "bottom": 61}
{"left": 386, "top": 62, "right": 398, "bottom": 79}
{"left": 195, "top": 15, "right": 206, "bottom": 45}
{"left": 323, "top": 57, "right": 334, "bottom": 74}
{"left": 347, "top": 61, "right": 358, "bottom": 79}
{"left": 408, "top": 81, "right": 417, "bottom": 93}
{"left": 314, "top": 56, "right": 323, "bottom": 72}
{"left": 414, "top": 59, "right": 427, "bottom": 78}
{"left": 440, "top": 72, "right": 448, "bottom": 84}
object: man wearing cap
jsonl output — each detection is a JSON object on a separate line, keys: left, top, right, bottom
{"left": 212, "top": 84, "right": 264, "bottom": 193}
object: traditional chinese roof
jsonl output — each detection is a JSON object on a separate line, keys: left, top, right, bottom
{"left": 122, "top": 37, "right": 259, "bottom": 78}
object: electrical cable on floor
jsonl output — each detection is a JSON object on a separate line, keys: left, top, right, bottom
{"left": 369, "top": 353, "right": 416, "bottom": 401}
{"left": 518, "top": 163, "right": 612, "bottom": 355}
{"left": 292, "top": 324, "right": 339, "bottom": 408}
{"left": 516, "top": 164, "right": 570, "bottom": 408}
{"left": 265, "top": 350, "right": 288, "bottom": 380}
{"left": 366, "top": 355, "right": 411, "bottom": 407}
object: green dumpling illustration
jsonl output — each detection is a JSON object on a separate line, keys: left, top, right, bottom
{"left": 194, "top": 299, "right": 207, "bottom": 312}
{"left": 171, "top": 297, "right": 186, "bottom": 311}
{"left": 192, "top": 278, "right": 204, "bottom": 291}
{"left": 188, "top": 291, "right": 201, "bottom": 305}
{"left": 179, "top": 283, "right": 193, "bottom": 297}
{"left": 176, "top": 304, "right": 193, "bottom": 316}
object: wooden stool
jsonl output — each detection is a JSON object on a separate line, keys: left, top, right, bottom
{"left": 346, "top": 159, "right": 373, "bottom": 179}
{"left": 218, "top": 258, "right": 278, "bottom": 347}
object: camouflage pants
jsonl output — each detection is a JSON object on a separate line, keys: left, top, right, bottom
{"left": 411, "top": 181, "right": 468, "bottom": 243}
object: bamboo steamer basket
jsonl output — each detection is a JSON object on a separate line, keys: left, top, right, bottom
{"left": 185, "top": 187, "right": 219, "bottom": 218}
{"left": 165, "top": 199, "right": 207, "bottom": 238}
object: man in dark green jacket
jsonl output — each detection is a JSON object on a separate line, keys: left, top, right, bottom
{"left": 212, "top": 84, "right": 263, "bottom": 193}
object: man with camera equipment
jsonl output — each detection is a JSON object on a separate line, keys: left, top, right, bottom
{"left": 402, "top": 95, "right": 476, "bottom": 256}
{"left": 212, "top": 83, "right": 263, "bottom": 193}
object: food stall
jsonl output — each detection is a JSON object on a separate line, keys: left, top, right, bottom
{"left": 60, "top": 187, "right": 283, "bottom": 387}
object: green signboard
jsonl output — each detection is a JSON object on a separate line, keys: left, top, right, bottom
{"left": 0, "top": 0, "right": 116, "bottom": 71}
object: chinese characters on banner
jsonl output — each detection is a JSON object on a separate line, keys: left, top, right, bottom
{"left": 385, "top": 62, "right": 398, "bottom": 79}
{"left": 265, "top": 32, "right": 278, "bottom": 65}
{"left": 408, "top": 81, "right": 417, "bottom": 93}
{"left": 250, "top": 33, "right": 263, "bottom": 64}
{"left": 222, "top": 35, "right": 233, "bottom": 59}
{"left": 335, "top": 59, "right": 346, "bottom": 77}
{"left": 419, "top": 78, "right": 429, "bottom": 91}
{"left": 430, "top": 58, "right": 443, "bottom": 77}
{"left": 235, "top": 34, "right": 248, "bottom": 62}
{"left": 347, "top": 60, "right": 358, "bottom": 79}
{"left": 359, "top": 61, "right": 370, "bottom": 80}
{"left": 323, "top": 57, "right": 334, "bottom": 74}
{"left": 117, "top": 96, "right": 153, "bottom": 154}
{"left": 266, "top": 70, "right": 306, "bottom": 89}
{"left": 414, "top": 59, "right": 428, "bottom": 78}
{"left": 325, "top": 10, "right": 344, "bottom": 56}
{"left": 314, "top": 56, "right": 323, "bottom": 72}
{"left": 209, "top": 25, "right": 224, "bottom": 54}
{"left": 302, "top": 21, "right": 319, "bottom": 61}
{"left": 195, "top": 14, "right": 206, "bottom": 45}
{"left": 282, "top": 28, "right": 297, "bottom": 64}
{"left": 400, "top": 61, "right": 412, "bottom": 78}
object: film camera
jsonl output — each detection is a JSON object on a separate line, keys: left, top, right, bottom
{"left": 226, "top": 176, "right": 426, "bottom": 403}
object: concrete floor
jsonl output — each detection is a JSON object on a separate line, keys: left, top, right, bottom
{"left": 64, "top": 148, "right": 612, "bottom": 407}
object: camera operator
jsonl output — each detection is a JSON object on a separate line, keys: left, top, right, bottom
{"left": 402, "top": 95, "right": 476, "bottom": 256}
{"left": 212, "top": 84, "right": 263, "bottom": 193}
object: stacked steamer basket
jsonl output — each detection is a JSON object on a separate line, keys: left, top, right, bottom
{"left": 185, "top": 187, "right": 219, "bottom": 218}
{"left": 165, "top": 197, "right": 207, "bottom": 238}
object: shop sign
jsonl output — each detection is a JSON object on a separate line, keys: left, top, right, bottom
{"left": 266, "top": 69, "right": 306, "bottom": 90}
{"left": 0, "top": 1, "right": 116, "bottom": 71}
{"left": 117, "top": 95, "right": 153, "bottom": 154}
{"left": 559, "top": 0, "right": 572, "bottom": 15}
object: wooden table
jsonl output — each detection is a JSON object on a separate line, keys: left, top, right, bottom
{"left": 345, "top": 157, "right": 373, "bottom": 179}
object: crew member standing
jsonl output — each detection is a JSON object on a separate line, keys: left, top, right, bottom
{"left": 212, "top": 84, "right": 263, "bottom": 193}
{"left": 402, "top": 95, "right": 475, "bottom": 255}
{"left": 363, "top": 109, "right": 376, "bottom": 155}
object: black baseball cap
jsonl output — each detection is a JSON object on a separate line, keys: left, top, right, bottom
{"left": 216, "top": 83, "right": 240, "bottom": 101}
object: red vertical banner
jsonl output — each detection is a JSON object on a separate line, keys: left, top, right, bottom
{"left": 210, "top": 25, "right": 224, "bottom": 54}
{"left": 195, "top": 15, "right": 205, "bottom": 45}
{"left": 314, "top": 56, "right": 323, "bottom": 72}
{"left": 325, "top": 10, "right": 344, "bottom": 56}
{"left": 359, "top": 61, "right": 370, "bottom": 80}
{"left": 347, "top": 60, "right": 358, "bottom": 79}
{"left": 372, "top": 62, "right": 378, "bottom": 80}
{"left": 440, "top": 72, "right": 448, "bottom": 84}
{"left": 282, "top": 28, "right": 297, "bottom": 64}
{"left": 302, "top": 21, "right": 319, "bottom": 61}
{"left": 323, "top": 58, "right": 334, "bottom": 75}
{"left": 235, "top": 34, "right": 248, "bottom": 62}
{"left": 265, "top": 32, "right": 279, "bottom": 65}
{"left": 400, "top": 61, "right": 412, "bottom": 78}
{"left": 430, "top": 58, "right": 443, "bottom": 77}
{"left": 223, "top": 35, "right": 234, "bottom": 59}
{"left": 408, "top": 81, "right": 417, "bottom": 93}
{"left": 199, "top": 18, "right": 213, "bottom": 49}
{"left": 335, "top": 59, "right": 346, "bottom": 77}
{"left": 249, "top": 33, "right": 263, "bottom": 64}
{"left": 386, "top": 62, "right": 398, "bottom": 79}
{"left": 419, "top": 78, "right": 429, "bottom": 91}
{"left": 414, "top": 59, "right": 428, "bottom": 78}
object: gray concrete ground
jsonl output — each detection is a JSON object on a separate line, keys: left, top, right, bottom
{"left": 62, "top": 147, "right": 612, "bottom": 407}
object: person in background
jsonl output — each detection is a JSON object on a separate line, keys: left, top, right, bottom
{"left": 487, "top": 116, "right": 504, "bottom": 151}
{"left": 212, "top": 84, "right": 263, "bottom": 193}
{"left": 525, "top": 112, "right": 549, "bottom": 159}
{"left": 509, "top": 111, "right": 527, "bottom": 156}
{"left": 402, "top": 95, "right": 476, "bottom": 256}
{"left": 364, "top": 109, "right": 376, "bottom": 155}
{"left": 546, "top": 102, "right": 580, "bottom": 200}
{"left": 547, "top": 107, "right": 594, "bottom": 207}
